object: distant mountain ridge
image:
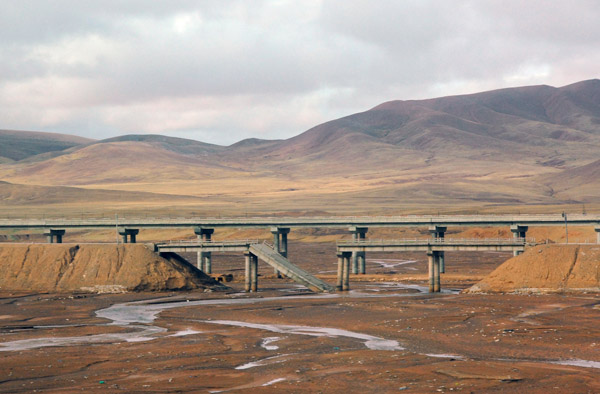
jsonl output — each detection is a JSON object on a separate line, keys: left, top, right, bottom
{"left": 1, "top": 79, "right": 600, "bottom": 213}
{"left": 270, "top": 79, "right": 600, "bottom": 165}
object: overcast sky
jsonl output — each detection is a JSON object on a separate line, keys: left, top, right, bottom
{"left": 1, "top": 1, "right": 599, "bottom": 145}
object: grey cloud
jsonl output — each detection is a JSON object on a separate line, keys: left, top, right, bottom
{"left": 0, "top": 1, "right": 598, "bottom": 144}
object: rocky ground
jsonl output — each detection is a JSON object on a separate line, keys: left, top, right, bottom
{"left": 0, "top": 247, "right": 598, "bottom": 393}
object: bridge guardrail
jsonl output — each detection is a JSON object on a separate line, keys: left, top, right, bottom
{"left": 157, "top": 239, "right": 260, "bottom": 246}
{"left": 337, "top": 237, "right": 533, "bottom": 245}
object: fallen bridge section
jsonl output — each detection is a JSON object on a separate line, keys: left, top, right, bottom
{"left": 249, "top": 243, "right": 335, "bottom": 293}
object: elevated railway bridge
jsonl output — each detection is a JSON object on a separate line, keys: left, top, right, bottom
{"left": 1, "top": 215, "right": 598, "bottom": 293}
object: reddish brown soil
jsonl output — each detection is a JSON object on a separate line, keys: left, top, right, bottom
{"left": 469, "top": 245, "right": 600, "bottom": 293}
{"left": 0, "top": 246, "right": 598, "bottom": 393}
{"left": 0, "top": 287, "right": 598, "bottom": 393}
{"left": 0, "top": 244, "right": 224, "bottom": 292}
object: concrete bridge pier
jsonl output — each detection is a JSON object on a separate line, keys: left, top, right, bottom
{"left": 343, "top": 252, "right": 351, "bottom": 291}
{"left": 427, "top": 251, "right": 441, "bottom": 293}
{"left": 44, "top": 229, "right": 65, "bottom": 243}
{"left": 335, "top": 251, "right": 351, "bottom": 291}
{"left": 270, "top": 227, "right": 290, "bottom": 278}
{"left": 595, "top": 225, "right": 600, "bottom": 244}
{"left": 429, "top": 226, "right": 446, "bottom": 273}
{"left": 510, "top": 225, "right": 528, "bottom": 256}
{"left": 244, "top": 252, "right": 259, "bottom": 292}
{"left": 194, "top": 227, "right": 214, "bottom": 273}
{"left": 349, "top": 227, "right": 368, "bottom": 274}
{"left": 118, "top": 228, "right": 139, "bottom": 243}
{"left": 251, "top": 254, "right": 258, "bottom": 292}
{"left": 336, "top": 253, "right": 344, "bottom": 291}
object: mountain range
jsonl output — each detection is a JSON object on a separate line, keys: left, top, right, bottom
{"left": 1, "top": 79, "right": 599, "bottom": 216}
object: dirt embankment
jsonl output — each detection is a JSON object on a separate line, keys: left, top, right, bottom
{"left": 0, "top": 244, "right": 226, "bottom": 293}
{"left": 467, "top": 244, "right": 600, "bottom": 293}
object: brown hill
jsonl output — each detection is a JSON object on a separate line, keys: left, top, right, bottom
{"left": 0, "top": 244, "right": 226, "bottom": 293}
{"left": 0, "top": 181, "right": 203, "bottom": 207}
{"left": 1, "top": 80, "right": 600, "bottom": 214}
{"left": 467, "top": 244, "right": 600, "bottom": 293}
{"left": 269, "top": 79, "right": 600, "bottom": 166}
{"left": 2, "top": 141, "right": 246, "bottom": 186}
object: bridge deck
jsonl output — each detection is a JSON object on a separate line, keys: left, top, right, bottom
{"left": 0, "top": 214, "right": 598, "bottom": 230}
{"left": 336, "top": 238, "right": 528, "bottom": 252}
{"left": 155, "top": 240, "right": 259, "bottom": 253}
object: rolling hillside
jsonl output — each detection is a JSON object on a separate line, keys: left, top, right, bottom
{"left": 0, "top": 129, "right": 93, "bottom": 162}
{"left": 1, "top": 80, "right": 599, "bottom": 215}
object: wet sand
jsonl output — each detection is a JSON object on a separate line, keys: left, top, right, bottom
{"left": 0, "top": 249, "right": 598, "bottom": 393}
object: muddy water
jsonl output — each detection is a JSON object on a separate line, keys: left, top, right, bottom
{"left": 0, "top": 286, "right": 421, "bottom": 352}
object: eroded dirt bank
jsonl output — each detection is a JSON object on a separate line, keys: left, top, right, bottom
{"left": 0, "top": 244, "right": 226, "bottom": 292}
{"left": 468, "top": 244, "right": 600, "bottom": 293}
{"left": 0, "top": 284, "right": 598, "bottom": 393}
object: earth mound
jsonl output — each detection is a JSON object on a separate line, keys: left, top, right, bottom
{"left": 0, "top": 244, "right": 227, "bottom": 293}
{"left": 467, "top": 244, "right": 600, "bottom": 293}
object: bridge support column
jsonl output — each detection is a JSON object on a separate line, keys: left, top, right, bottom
{"left": 270, "top": 227, "right": 290, "bottom": 278}
{"left": 44, "top": 229, "right": 65, "bottom": 244}
{"left": 118, "top": 228, "right": 139, "bottom": 243}
{"left": 595, "top": 225, "right": 600, "bottom": 244}
{"left": 251, "top": 254, "right": 258, "bottom": 292}
{"left": 428, "top": 252, "right": 434, "bottom": 293}
{"left": 429, "top": 226, "right": 446, "bottom": 273}
{"left": 244, "top": 252, "right": 258, "bottom": 292}
{"left": 510, "top": 225, "right": 528, "bottom": 256}
{"left": 336, "top": 253, "right": 344, "bottom": 291}
{"left": 434, "top": 252, "right": 441, "bottom": 292}
{"left": 342, "top": 252, "right": 351, "bottom": 291}
{"left": 194, "top": 227, "right": 214, "bottom": 273}
{"left": 349, "top": 227, "right": 368, "bottom": 274}
{"left": 245, "top": 252, "right": 251, "bottom": 292}
{"left": 427, "top": 251, "right": 441, "bottom": 293}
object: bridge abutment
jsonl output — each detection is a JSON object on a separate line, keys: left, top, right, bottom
{"left": 44, "top": 229, "right": 65, "bottom": 244}
{"left": 194, "top": 227, "right": 214, "bottom": 273}
{"left": 510, "top": 225, "right": 528, "bottom": 256}
{"left": 595, "top": 225, "right": 600, "bottom": 244}
{"left": 349, "top": 226, "right": 368, "bottom": 274}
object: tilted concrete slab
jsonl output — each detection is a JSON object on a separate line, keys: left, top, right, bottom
{"left": 249, "top": 243, "right": 334, "bottom": 293}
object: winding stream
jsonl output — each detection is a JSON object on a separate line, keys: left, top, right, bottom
{"left": 0, "top": 285, "right": 598, "bottom": 371}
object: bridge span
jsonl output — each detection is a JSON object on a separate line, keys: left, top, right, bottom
{"left": 0, "top": 213, "right": 599, "bottom": 230}
{"left": 1, "top": 214, "right": 598, "bottom": 294}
